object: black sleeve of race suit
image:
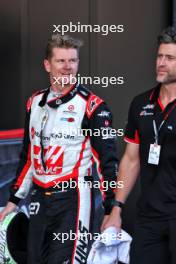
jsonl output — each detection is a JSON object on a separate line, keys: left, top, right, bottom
{"left": 89, "top": 103, "right": 119, "bottom": 215}
{"left": 9, "top": 109, "right": 32, "bottom": 205}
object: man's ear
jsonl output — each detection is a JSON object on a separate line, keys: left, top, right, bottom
{"left": 44, "top": 59, "right": 51, "bottom": 73}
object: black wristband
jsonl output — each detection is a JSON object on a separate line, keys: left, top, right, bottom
{"left": 111, "top": 199, "right": 124, "bottom": 209}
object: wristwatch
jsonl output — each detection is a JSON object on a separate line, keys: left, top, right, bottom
{"left": 111, "top": 199, "right": 124, "bottom": 209}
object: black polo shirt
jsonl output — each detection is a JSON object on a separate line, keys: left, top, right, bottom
{"left": 125, "top": 85, "right": 176, "bottom": 220}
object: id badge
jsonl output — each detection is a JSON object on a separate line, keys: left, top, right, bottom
{"left": 148, "top": 143, "right": 161, "bottom": 165}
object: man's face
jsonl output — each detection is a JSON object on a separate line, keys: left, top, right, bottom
{"left": 156, "top": 43, "right": 176, "bottom": 84}
{"left": 44, "top": 47, "right": 79, "bottom": 87}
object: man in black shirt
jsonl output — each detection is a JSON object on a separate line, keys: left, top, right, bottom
{"left": 102, "top": 27, "right": 176, "bottom": 264}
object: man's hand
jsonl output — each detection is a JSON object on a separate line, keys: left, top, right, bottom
{"left": 0, "top": 202, "right": 17, "bottom": 222}
{"left": 101, "top": 206, "right": 122, "bottom": 232}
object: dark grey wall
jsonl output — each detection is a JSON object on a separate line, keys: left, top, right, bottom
{"left": 0, "top": 0, "right": 21, "bottom": 129}
{"left": 1, "top": 0, "right": 171, "bottom": 130}
{"left": 0, "top": 0, "right": 172, "bottom": 233}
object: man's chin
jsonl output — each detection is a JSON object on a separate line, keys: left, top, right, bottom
{"left": 157, "top": 78, "right": 176, "bottom": 85}
{"left": 156, "top": 75, "right": 168, "bottom": 83}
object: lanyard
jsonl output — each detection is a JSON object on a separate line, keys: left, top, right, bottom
{"left": 153, "top": 101, "right": 176, "bottom": 144}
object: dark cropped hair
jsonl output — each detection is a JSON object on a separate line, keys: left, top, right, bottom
{"left": 45, "top": 34, "right": 83, "bottom": 59}
{"left": 158, "top": 27, "right": 176, "bottom": 45}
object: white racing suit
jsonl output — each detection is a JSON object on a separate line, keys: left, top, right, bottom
{"left": 9, "top": 84, "right": 119, "bottom": 264}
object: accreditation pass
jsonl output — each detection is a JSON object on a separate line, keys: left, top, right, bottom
{"left": 148, "top": 143, "right": 161, "bottom": 165}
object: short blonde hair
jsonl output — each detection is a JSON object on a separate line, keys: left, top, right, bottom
{"left": 45, "top": 34, "right": 83, "bottom": 59}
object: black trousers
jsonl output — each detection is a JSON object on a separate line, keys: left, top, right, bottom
{"left": 27, "top": 180, "right": 92, "bottom": 264}
{"left": 130, "top": 218, "right": 176, "bottom": 264}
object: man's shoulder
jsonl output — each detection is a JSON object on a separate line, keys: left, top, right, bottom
{"left": 78, "top": 84, "right": 104, "bottom": 101}
{"left": 26, "top": 88, "right": 48, "bottom": 112}
{"left": 77, "top": 85, "right": 92, "bottom": 100}
{"left": 78, "top": 85, "right": 105, "bottom": 118}
{"left": 131, "top": 87, "right": 155, "bottom": 106}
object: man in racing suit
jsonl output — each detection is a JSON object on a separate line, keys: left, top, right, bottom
{"left": 0, "top": 34, "right": 118, "bottom": 264}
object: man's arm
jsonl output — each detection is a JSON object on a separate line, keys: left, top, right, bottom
{"left": 0, "top": 101, "right": 33, "bottom": 221}
{"left": 101, "top": 141, "right": 140, "bottom": 231}
{"left": 9, "top": 107, "right": 33, "bottom": 205}
{"left": 87, "top": 101, "right": 119, "bottom": 215}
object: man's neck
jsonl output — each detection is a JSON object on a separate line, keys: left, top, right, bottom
{"left": 159, "top": 83, "right": 176, "bottom": 107}
{"left": 50, "top": 84, "right": 73, "bottom": 96}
